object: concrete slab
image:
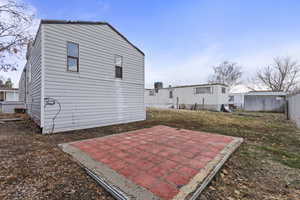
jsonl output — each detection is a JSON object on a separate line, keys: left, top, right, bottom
{"left": 59, "top": 125, "right": 243, "bottom": 200}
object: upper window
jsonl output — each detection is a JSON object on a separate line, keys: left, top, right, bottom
{"left": 222, "top": 87, "right": 226, "bottom": 94}
{"left": 195, "top": 87, "right": 211, "bottom": 94}
{"left": 115, "top": 55, "right": 123, "bottom": 79}
{"left": 67, "top": 42, "right": 79, "bottom": 72}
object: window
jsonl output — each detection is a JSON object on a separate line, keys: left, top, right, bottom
{"left": 67, "top": 42, "right": 79, "bottom": 72}
{"left": 115, "top": 55, "right": 123, "bottom": 78}
{"left": 149, "top": 90, "right": 155, "bottom": 96}
{"left": 195, "top": 87, "right": 211, "bottom": 94}
{"left": 222, "top": 87, "right": 226, "bottom": 94}
{"left": 169, "top": 90, "right": 173, "bottom": 98}
{"left": 229, "top": 96, "right": 234, "bottom": 102}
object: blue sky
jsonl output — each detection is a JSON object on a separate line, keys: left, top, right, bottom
{"left": 3, "top": 0, "right": 300, "bottom": 91}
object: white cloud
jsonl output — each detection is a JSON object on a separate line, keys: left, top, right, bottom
{"left": 145, "top": 44, "right": 225, "bottom": 88}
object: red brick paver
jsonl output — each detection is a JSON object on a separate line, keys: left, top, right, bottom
{"left": 71, "top": 126, "right": 233, "bottom": 200}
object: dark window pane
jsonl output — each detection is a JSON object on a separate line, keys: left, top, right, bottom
{"left": 115, "top": 66, "right": 122, "bottom": 78}
{"left": 169, "top": 91, "right": 173, "bottom": 98}
{"left": 68, "top": 57, "right": 78, "bottom": 71}
{"left": 222, "top": 87, "right": 226, "bottom": 93}
{"left": 67, "top": 42, "right": 79, "bottom": 57}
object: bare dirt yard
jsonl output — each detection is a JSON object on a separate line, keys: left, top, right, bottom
{"left": 0, "top": 109, "right": 300, "bottom": 200}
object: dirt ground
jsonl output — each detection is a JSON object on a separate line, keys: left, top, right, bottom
{"left": 0, "top": 109, "right": 300, "bottom": 200}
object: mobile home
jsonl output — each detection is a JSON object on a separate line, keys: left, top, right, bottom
{"left": 0, "top": 88, "right": 18, "bottom": 102}
{"left": 19, "top": 20, "right": 145, "bottom": 133}
{"left": 145, "top": 83, "right": 229, "bottom": 111}
{"left": 0, "top": 88, "right": 23, "bottom": 113}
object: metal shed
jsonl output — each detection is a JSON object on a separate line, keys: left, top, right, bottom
{"left": 244, "top": 91, "right": 286, "bottom": 112}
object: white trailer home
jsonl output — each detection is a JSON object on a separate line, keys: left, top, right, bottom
{"left": 0, "top": 88, "right": 23, "bottom": 113}
{"left": 0, "top": 88, "right": 19, "bottom": 102}
{"left": 145, "top": 83, "right": 229, "bottom": 111}
{"left": 19, "top": 20, "right": 145, "bottom": 134}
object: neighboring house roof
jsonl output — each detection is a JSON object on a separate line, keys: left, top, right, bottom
{"left": 245, "top": 91, "right": 286, "bottom": 96}
{"left": 36, "top": 20, "right": 144, "bottom": 56}
{"left": 145, "top": 83, "right": 228, "bottom": 90}
{"left": 229, "top": 93, "right": 245, "bottom": 95}
{"left": 0, "top": 87, "right": 18, "bottom": 91}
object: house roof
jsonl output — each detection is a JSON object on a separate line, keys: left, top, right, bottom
{"left": 0, "top": 87, "right": 18, "bottom": 91}
{"left": 145, "top": 83, "right": 228, "bottom": 90}
{"left": 33, "top": 20, "right": 144, "bottom": 56}
{"left": 245, "top": 91, "right": 286, "bottom": 96}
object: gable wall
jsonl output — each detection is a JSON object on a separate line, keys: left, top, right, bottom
{"left": 42, "top": 24, "right": 145, "bottom": 133}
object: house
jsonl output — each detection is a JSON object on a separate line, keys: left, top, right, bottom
{"left": 0, "top": 88, "right": 23, "bottom": 113}
{"left": 228, "top": 93, "right": 245, "bottom": 109}
{"left": 145, "top": 83, "right": 229, "bottom": 111}
{"left": 0, "top": 87, "right": 19, "bottom": 102}
{"left": 19, "top": 20, "right": 145, "bottom": 134}
{"left": 244, "top": 91, "right": 286, "bottom": 112}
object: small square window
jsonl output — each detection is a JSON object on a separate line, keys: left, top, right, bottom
{"left": 115, "top": 55, "right": 123, "bottom": 79}
{"left": 67, "top": 42, "right": 79, "bottom": 72}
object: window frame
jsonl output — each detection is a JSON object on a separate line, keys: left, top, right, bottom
{"left": 115, "top": 55, "right": 123, "bottom": 79}
{"left": 195, "top": 87, "right": 211, "bottom": 94}
{"left": 222, "top": 87, "right": 226, "bottom": 94}
{"left": 67, "top": 42, "right": 79, "bottom": 72}
{"left": 169, "top": 90, "right": 173, "bottom": 98}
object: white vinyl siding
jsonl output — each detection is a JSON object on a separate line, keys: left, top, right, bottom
{"left": 19, "top": 71, "right": 26, "bottom": 102}
{"left": 28, "top": 29, "right": 42, "bottom": 125}
{"left": 42, "top": 23, "right": 145, "bottom": 133}
{"left": 145, "top": 85, "right": 229, "bottom": 111}
{"left": 18, "top": 29, "right": 42, "bottom": 125}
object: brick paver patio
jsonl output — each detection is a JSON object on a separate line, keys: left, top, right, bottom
{"left": 61, "top": 125, "right": 242, "bottom": 200}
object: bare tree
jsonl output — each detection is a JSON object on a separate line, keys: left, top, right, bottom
{"left": 253, "top": 57, "right": 300, "bottom": 92}
{"left": 208, "top": 61, "right": 242, "bottom": 90}
{"left": 0, "top": 0, "right": 34, "bottom": 71}
{"left": 0, "top": 76, "right": 13, "bottom": 88}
